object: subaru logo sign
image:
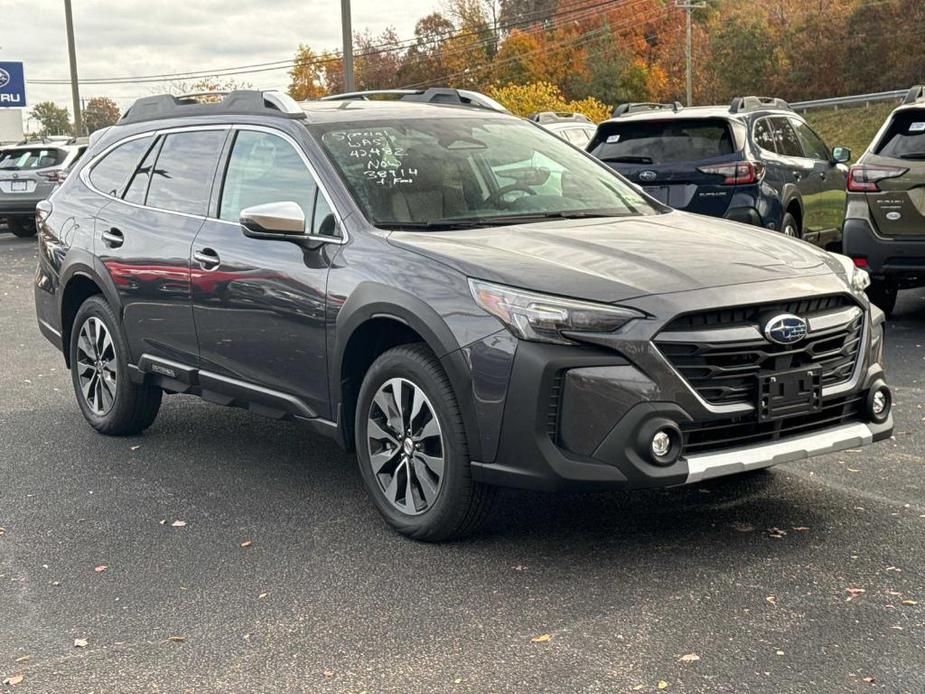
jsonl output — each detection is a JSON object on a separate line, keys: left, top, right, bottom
{"left": 638, "top": 170, "right": 657, "bottom": 182}
{"left": 764, "top": 313, "right": 808, "bottom": 345}
{"left": 0, "top": 62, "right": 27, "bottom": 107}
{"left": 0, "top": 69, "right": 9, "bottom": 89}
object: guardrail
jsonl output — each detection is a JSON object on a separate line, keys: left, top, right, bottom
{"left": 792, "top": 89, "right": 906, "bottom": 111}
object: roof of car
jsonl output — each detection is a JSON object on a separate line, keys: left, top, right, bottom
{"left": 299, "top": 98, "right": 516, "bottom": 124}
{"left": 602, "top": 104, "right": 795, "bottom": 124}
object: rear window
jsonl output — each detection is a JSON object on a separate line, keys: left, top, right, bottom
{"left": 875, "top": 109, "right": 925, "bottom": 159}
{"left": 590, "top": 118, "right": 737, "bottom": 164}
{"left": 0, "top": 147, "right": 68, "bottom": 170}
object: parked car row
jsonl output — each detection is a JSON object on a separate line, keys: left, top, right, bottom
{"left": 33, "top": 88, "right": 893, "bottom": 540}
{"left": 0, "top": 137, "right": 88, "bottom": 237}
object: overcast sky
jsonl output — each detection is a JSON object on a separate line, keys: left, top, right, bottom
{"left": 0, "top": 0, "right": 438, "bottom": 125}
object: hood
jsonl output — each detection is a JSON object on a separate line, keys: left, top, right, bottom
{"left": 388, "top": 211, "right": 837, "bottom": 303}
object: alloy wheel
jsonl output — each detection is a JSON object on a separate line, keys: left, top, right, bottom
{"left": 76, "top": 317, "right": 117, "bottom": 415}
{"left": 366, "top": 377, "right": 445, "bottom": 516}
{"left": 783, "top": 223, "right": 799, "bottom": 237}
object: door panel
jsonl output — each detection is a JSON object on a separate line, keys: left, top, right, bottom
{"left": 791, "top": 118, "right": 846, "bottom": 243}
{"left": 191, "top": 127, "right": 338, "bottom": 418}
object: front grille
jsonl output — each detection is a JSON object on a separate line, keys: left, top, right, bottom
{"left": 682, "top": 394, "right": 865, "bottom": 456}
{"left": 656, "top": 295, "right": 864, "bottom": 406}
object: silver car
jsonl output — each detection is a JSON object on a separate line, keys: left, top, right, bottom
{"left": 0, "top": 141, "right": 87, "bottom": 237}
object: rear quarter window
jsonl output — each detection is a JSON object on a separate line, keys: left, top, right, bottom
{"left": 88, "top": 136, "right": 153, "bottom": 197}
{"left": 875, "top": 109, "right": 925, "bottom": 159}
{"left": 589, "top": 118, "right": 737, "bottom": 164}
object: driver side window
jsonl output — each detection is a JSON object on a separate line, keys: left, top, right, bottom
{"left": 219, "top": 130, "right": 318, "bottom": 223}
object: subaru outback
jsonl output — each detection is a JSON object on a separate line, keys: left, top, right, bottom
{"left": 843, "top": 85, "right": 925, "bottom": 314}
{"left": 34, "top": 89, "right": 893, "bottom": 540}
{"left": 587, "top": 97, "right": 851, "bottom": 248}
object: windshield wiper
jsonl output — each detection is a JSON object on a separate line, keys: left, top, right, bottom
{"left": 898, "top": 152, "right": 925, "bottom": 160}
{"left": 600, "top": 155, "right": 654, "bottom": 164}
{"left": 379, "top": 211, "right": 627, "bottom": 231}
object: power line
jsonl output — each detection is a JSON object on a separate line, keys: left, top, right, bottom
{"left": 29, "top": 0, "right": 642, "bottom": 86}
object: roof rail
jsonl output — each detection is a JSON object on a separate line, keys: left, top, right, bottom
{"left": 729, "top": 95, "right": 792, "bottom": 114}
{"left": 118, "top": 90, "right": 305, "bottom": 125}
{"left": 901, "top": 85, "right": 925, "bottom": 105}
{"left": 321, "top": 87, "right": 510, "bottom": 113}
{"left": 611, "top": 102, "right": 683, "bottom": 118}
{"left": 528, "top": 111, "right": 592, "bottom": 124}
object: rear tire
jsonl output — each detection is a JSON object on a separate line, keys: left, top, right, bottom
{"left": 9, "top": 216, "right": 36, "bottom": 238}
{"left": 69, "top": 295, "right": 162, "bottom": 435}
{"left": 781, "top": 211, "right": 801, "bottom": 239}
{"left": 866, "top": 277, "right": 898, "bottom": 316}
{"left": 355, "top": 343, "right": 496, "bottom": 541}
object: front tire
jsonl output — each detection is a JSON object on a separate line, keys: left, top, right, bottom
{"left": 866, "top": 277, "right": 898, "bottom": 316}
{"left": 355, "top": 343, "right": 496, "bottom": 541}
{"left": 9, "top": 216, "right": 36, "bottom": 238}
{"left": 781, "top": 211, "right": 801, "bottom": 239}
{"left": 69, "top": 295, "right": 162, "bottom": 435}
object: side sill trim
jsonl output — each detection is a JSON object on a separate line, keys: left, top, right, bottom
{"left": 683, "top": 421, "right": 874, "bottom": 484}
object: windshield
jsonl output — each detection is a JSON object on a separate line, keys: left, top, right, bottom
{"left": 590, "top": 118, "right": 736, "bottom": 165}
{"left": 0, "top": 148, "right": 68, "bottom": 171}
{"left": 312, "top": 116, "right": 660, "bottom": 229}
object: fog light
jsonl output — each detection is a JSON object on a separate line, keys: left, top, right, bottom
{"left": 872, "top": 391, "right": 887, "bottom": 416}
{"left": 652, "top": 431, "right": 672, "bottom": 457}
{"left": 866, "top": 382, "right": 891, "bottom": 424}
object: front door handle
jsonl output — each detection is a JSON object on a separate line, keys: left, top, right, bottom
{"left": 101, "top": 227, "right": 123, "bottom": 248}
{"left": 193, "top": 248, "right": 220, "bottom": 269}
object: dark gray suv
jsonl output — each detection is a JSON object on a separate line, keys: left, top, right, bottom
{"left": 34, "top": 89, "right": 893, "bottom": 540}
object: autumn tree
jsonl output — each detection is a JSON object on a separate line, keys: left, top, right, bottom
{"left": 288, "top": 44, "right": 329, "bottom": 99}
{"left": 354, "top": 28, "right": 405, "bottom": 90}
{"left": 398, "top": 13, "right": 456, "bottom": 87}
{"left": 82, "top": 97, "right": 120, "bottom": 134}
{"left": 30, "top": 102, "right": 71, "bottom": 136}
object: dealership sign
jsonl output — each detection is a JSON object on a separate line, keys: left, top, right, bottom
{"left": 0, "top": 62, "right": 26, "bottom": 108}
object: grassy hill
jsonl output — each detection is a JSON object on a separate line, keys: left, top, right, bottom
{"left": 803, "top": 101, "right": 898, "bottom": 161}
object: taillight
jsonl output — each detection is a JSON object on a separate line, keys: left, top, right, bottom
{"left": 37, "top": 169, "right": 68, "bottom": 184}
{"left": 697, "top": 160, "right": 765, "bottom": 185}
{"left": 852, "top": 257, "right": 868, "bottom": 268}
{"left": 847, "top": 164, "right": 907, "bottom": 192}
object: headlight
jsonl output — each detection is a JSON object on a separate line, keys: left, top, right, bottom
{"left": 469, "top": 278, "right": 644, "bottom": 345}
{"left": 829, "top": 252, "right": 871, "bottom": 295}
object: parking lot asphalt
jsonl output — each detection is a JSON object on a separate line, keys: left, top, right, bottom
{"left": 0, "top": 232, "right": 923, "bottom": 693}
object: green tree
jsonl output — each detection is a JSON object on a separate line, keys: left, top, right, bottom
{"left": 30, "top": 102, "right": 71, "bottom": 136}
{"left": 82, "top": 97, "right": 120, "bottom": 134}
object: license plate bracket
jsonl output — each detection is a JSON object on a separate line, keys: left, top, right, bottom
{"left": 10, "top": 180, "right": 28, "bottom": 192}
{"left": 758, "top": 367, "right": 822, "bottom": 422}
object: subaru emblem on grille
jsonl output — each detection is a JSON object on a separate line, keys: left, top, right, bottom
{"left": 763, "top": 313, "right": 808, "bottom": 345}
{"left": 638, "top": 170, "right": 657, "bottom": 182}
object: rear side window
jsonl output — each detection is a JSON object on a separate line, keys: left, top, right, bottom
{"left": 122, "top": 138, "right": 161, "bottom": 205}
{"left": 145, "top": 130, "right": 225, "bottom": 215}
{"left": 875, "top": 109, "right": 925, "bottom": 159}
{"left": 0, "top": 148, "right": 68, "bottom": 170}
{"left": 791, "top": 119, "right": 830, "bottom": 161}
{"left": 590, "top": 118, "right": 736, "bottom": 164}
{"left": 771, "top": 117, "right": 804, "bottom": 158}
{"left": 752, "top": 118, "right": 777, "bottom": 153}
{"left": 88, "top": 136, "right": 152, "bottom": 196}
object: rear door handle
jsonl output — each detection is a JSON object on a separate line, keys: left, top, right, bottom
{"left": 193, "top": 248, "right": 220, "bottom": 269}
{"left": 101, "top": 227, "right": 123, "bottom": 248}
{"left": 792, "top": 171, "right": 802, "bottom": 181}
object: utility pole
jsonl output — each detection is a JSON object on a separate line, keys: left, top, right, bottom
{"left": 340, "top": 0, "right": 355, "bottom": 92}
{"left": 63, "top": 0, "right": 82, "bottom": 137}
{"left": 676, "top": 0, "right": 705, "bottom": 107}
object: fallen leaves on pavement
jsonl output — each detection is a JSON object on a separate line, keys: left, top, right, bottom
{"left": 3, "top": 674, "right": 24, "bottom": 686}
{"left": 678, "top": 653, "right": 700, "bottom": 663}
{"left": 94, "top": 565, "right": 108, "bottom": 573}
{"left": 657, "top": 681, "right": 669, "bottom": 690}
{"left": 530, "top": 633, "right": 552, "bottom": 643}
{"left": 170, "top": 520, "right": 187, "bottom": 528}
{"left": 167, "top": 635, "right": 186, "bottom": 642}
{"left": 239, "top": 539, "right": 253, "bottom": 548}
{"left": 73, "top": 638, "right": 88, "bottom": 648}
{"left": 14, "top": 656, "right": 30, "bottom": 664}
{"left": 767, "top": 527, "right": 787, "bottom": 538}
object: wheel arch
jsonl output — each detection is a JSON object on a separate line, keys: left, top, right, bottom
{"left": 782, "top": 191, "right": 803, "bottom": 231}
{"left": 58, "top": 259, "right": 122, "bottom": 368}
{"left": 331, "top": 283, "right": 481, "bottom": 459}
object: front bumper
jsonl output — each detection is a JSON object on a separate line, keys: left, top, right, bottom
{"left": 468, "top": 278, "right": 892, "bottom": 492}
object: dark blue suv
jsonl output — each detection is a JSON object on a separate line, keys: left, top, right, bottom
{"left": 587, "top": 97, "right": 852, "bottom": 248}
